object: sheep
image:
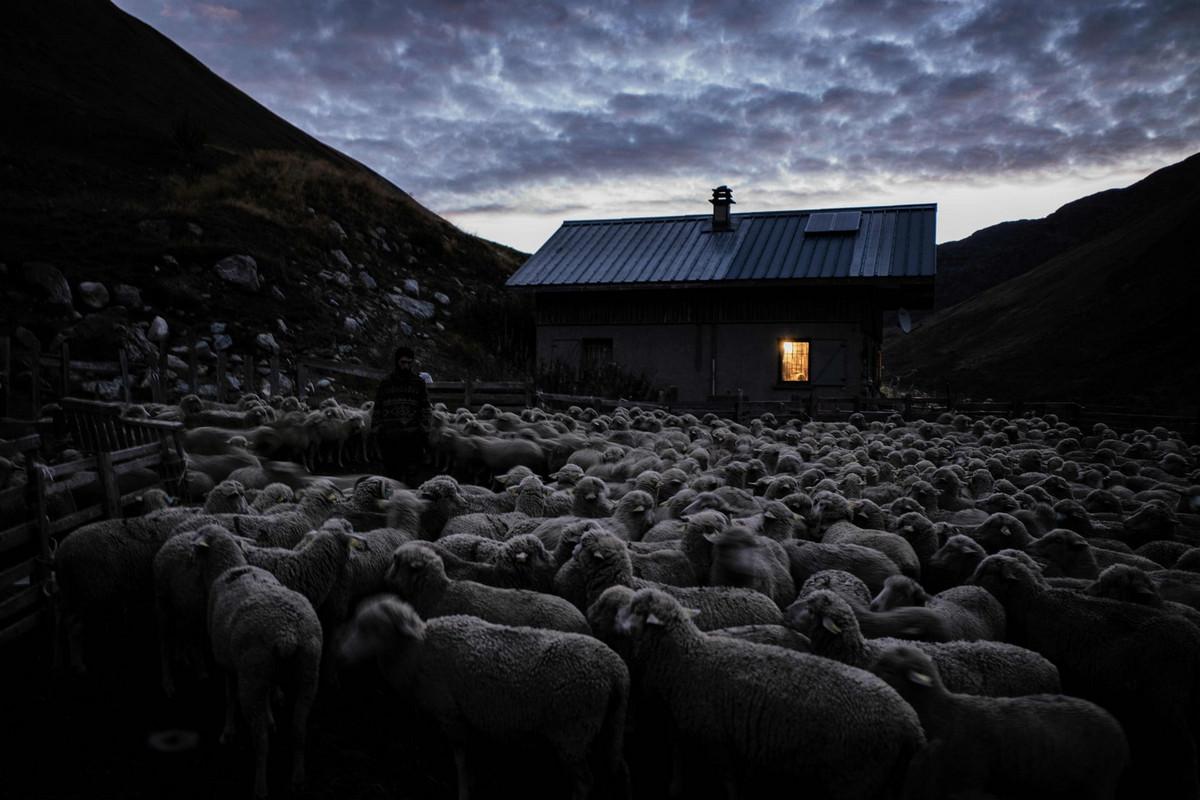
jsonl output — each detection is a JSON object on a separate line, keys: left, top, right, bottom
{"left": 385, "top": 541, "right": 590, "bottom": 634}
{"left": 610, "top": 586, "right": 925, "bottom": 799}
{"left": 707, "top": 623, "right": 812, "bottom": 653}
{"left": 435, "top": 532, "right": 559, "bottom": 592}
{"left": 924, "top": 533, "right": 988, "bottom": 593}
{"left": 331, "top": 475, "right": 403, "bottom": 531}
{"left": 153, "top": 520, "right": 357, "bottom": 699}
{"left": 781, "top": 538, "right": 903, "bottom": 598}
{"left": 315, "top": 490, "right": 427, "bottom": 686}
{"left": 705, "top": 523, "right": 796, "bottom": 608}
{"left": 338, "top": 595, "right": 631, "bottom": 800}
{"left": 821, "top": 519, "right": 921, "bottom": 579}
{"left": 556, "top": 528, "right": 782, "bottom": 631}
{"left": 970, "top": 511, "right": 1035, "bottom": 553}
{"left": 795, "top": 568, "right": 876, "bottom": 607}
{"left": 248, "top": 481, "right": 295, "bottom": 514}
{"left": 786, "top": 588, "right": 1058, "bottom": 697}
{"left": 868, "top": 574, "right": 1007, "bottom": 641}
{"left": 1024, "top": 527, "right": 1163, "bottom": 580}
{"left": 1086, "top": 563, "right": 1200, "bottom": 630}
{"left": 870, "top": 643, "right": 1128, "bottom": 800}
{"left": 51, "top": 504, "right": 230, "bottom": 673}
{"left": 203, "top": 479, "right": 251, "bottom": 514}
{"left": 193, "top": 525, "right": 322, "bottom": 799}
{"left": 968, "top": 552, "right": 1200, "bottom": 799}
{"left": 182, "top": 478, "right": 344, "bottom": 549}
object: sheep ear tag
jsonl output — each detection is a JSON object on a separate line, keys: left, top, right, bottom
{"left": 907, "top": 669, "right": 933, "bottom": 687}
{"left": 821, "top": 616, "right": 842, "bottom": 635}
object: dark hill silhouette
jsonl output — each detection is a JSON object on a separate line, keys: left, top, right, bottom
{"left": 1, "top": 0, "right": 528, "bottom": 399}
{"left": 884, "top": 154, "right": 1200, "bottom": 414}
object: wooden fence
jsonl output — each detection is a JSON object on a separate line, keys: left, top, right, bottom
{"left": 0, "top": 402, "right": 186, "bottom": 650}
{"left": 3, "top": 336, "right": 1195, "bottom": 441}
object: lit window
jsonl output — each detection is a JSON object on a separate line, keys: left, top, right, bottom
{"left": 780, "top": 339, "right": 809, "bottom": 382}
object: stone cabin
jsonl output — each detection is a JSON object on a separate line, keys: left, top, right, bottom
{"left": 506, "top": 187, "right": 936, "bottom": 404}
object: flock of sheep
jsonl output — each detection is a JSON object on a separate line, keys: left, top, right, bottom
{"left": 43, "top": 389, "right": 1200, "bottom": 799}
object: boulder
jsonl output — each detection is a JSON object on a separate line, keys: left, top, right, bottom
{"left": 112, "top": 284, "right": 144, "bottom": 310}
{"left": 23, "top": 262, "right": 72, "bottom": 306}
{"left": 213, "top": 255, "right": 260, "bottom": 291}
{"left": 77, "top": 281, "right": 109, "bottom": 310}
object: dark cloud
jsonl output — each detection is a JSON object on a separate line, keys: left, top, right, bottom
{"left": 112, "top": 0, "right": 1199, "bottom": 248}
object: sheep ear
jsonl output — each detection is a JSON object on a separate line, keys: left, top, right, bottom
{"left": 645, "top": 611, "right": 665, "bottom": 627}
{"left": 821, "top": 615, "right": 842, "bottom": 635}
{"left": 907, "top": 668, "right": 934, "bottom": 687}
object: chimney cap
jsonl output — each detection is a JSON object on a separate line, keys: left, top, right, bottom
{"left": 710, "top": 185, "right": 735, "bottom": 204}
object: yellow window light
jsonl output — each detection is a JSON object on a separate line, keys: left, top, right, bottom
{"left": 781, "top": 339, "right": 809, "bottom": 382}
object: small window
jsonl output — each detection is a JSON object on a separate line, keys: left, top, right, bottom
{"left": 582, "top": 338, "right": 613, "bottom": 371}
{"left": 779, "top": 339, "right": 810, "bottom": 383}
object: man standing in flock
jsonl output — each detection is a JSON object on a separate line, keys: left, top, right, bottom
{"left": 371, "top": 345, "right": 432, "bottom": 486}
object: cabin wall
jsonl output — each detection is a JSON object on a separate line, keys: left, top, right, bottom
{"left": 533, "top": 287, "right": 885, "bottom": 403}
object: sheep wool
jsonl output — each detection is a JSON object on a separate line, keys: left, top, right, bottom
{"left": 339, "top": 595, "right": 631, "bottom": 800}
{"left": 614, "top": 587, "right": 923, "bottom": 799}
{"left": 871, "top": 643, "right": 1128, "bottom": 800}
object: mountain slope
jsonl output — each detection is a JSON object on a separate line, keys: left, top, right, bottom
{"left": 931, "top": 152, "right": 1200, "bottom": 313}
{"left": 1, "top": 0, "right": 529, "bottom": 403}
{"left": 883, "top": 170, "right": 1200, "bottom": 414}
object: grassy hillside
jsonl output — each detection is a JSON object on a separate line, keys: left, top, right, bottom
{"left": 883, "top": 175, "right": 1200, "bottom": 414}
{"left": 1, "top": 0, "right": 531, "bottom": 401}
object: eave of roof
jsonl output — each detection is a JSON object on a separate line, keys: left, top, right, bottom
{"left": 507, "top": 202, "right": 937, "bottom": 289}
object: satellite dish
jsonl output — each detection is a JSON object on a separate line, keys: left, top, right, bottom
{"left": 898, "top": 308, "right": 912, "bottom": 334}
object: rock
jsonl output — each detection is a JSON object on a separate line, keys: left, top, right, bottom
{"left": 82, "top": 377, "right": 125, "bottom": 401}
{"left": 186, "top": 222, "right": 204, "bottom": 237}
{"left": 399, "top": 321, "right": 413, "bottom": 336}
{"left": 112, "top": 284, "right": 143, "bottom": 310}
{"left": 213, "top": 255, "right": 260, "bottom": 291}
{"left": 387, "top": 294, "right": 436, "bottom": 321}
{"left": 136, "top": 219, "right": 171, "bottom": 244}
{"left": 255, "top": 333, "right": 280, "bottom": 354}
{"left": 23, "top": 262, "right": 73, "bottom": 306}
{"left": 343, "top": 317, "right": 360, "bottom": 336}
{"left": 270, "top": 284, "right": 285, "bottom": 301}
{"left": 358, "top": 271, "right": 377, "bottom": 290}
{"left": 333, "top": 272, "right": 351, "bottom": 289}
{"left": 194, "top": 339, "right": 215, "bottom": 360}
{"left": 211, "top": 322, "right": 226, "bottom": 334}
{"left": 331, "top": 249, "right": 352, "bottom": 270}
{"left": 403, "top": 278, "right": 420, "bottom": 298}
{"left": 213, "top": 333, "right": 233, "bottom": 351}
{"left": 329, "top": 221, "right": 347, "bottom": 239}
{"left": 147, "top": 316, "right": 169, "bottom": 343}
{"left": 77, "top": 281, "right": 109, "bottom": 310}
{"left": 433, "top": 291, "right": 450, "bottom": 305}
{"left": 276, "top": 319, "right": 288, "bottom": 334}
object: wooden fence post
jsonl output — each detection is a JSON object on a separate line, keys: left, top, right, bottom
{"left": 297, "top": 362, "right": 308, "bottom": 403}
{"left": 463, "top": 379, "right": 472, "bottom": 409}
{"left": 59, "top": 342, "right": 70, "bottom": 399}
{"left": 243, "top": 356, "right": 255, "bottom": 398}
{"left": 96, "top": 451, "right": 121, "bottom": 519}
{"left": 188, "top": 333, "right": 199, "bottom": 395}
{"left": 0, "top": 336, "right": 9, "bottom": 418}
{"left": 29, "top": 339, "right": 41, "bottom": 413}
{"left": 215, "top": 350, "right": 227, "bottom": 404}
{"left": 269, "top": 357, "right": 280, "bottom": 397}
{"left": 118, "top": 348, "right": 132, "bottom": 405}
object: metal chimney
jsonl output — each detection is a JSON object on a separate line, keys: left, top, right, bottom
{"left": 710, "top": 185, "right": 735, "bottom": 230}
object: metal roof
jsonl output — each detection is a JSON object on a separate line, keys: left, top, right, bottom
{"left": 506, "top": 203, "right": 936, "bottom": 289}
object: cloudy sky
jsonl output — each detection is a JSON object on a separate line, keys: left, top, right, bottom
{"left": 112, "top": 0, "right": 1199, "bottom": 254}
